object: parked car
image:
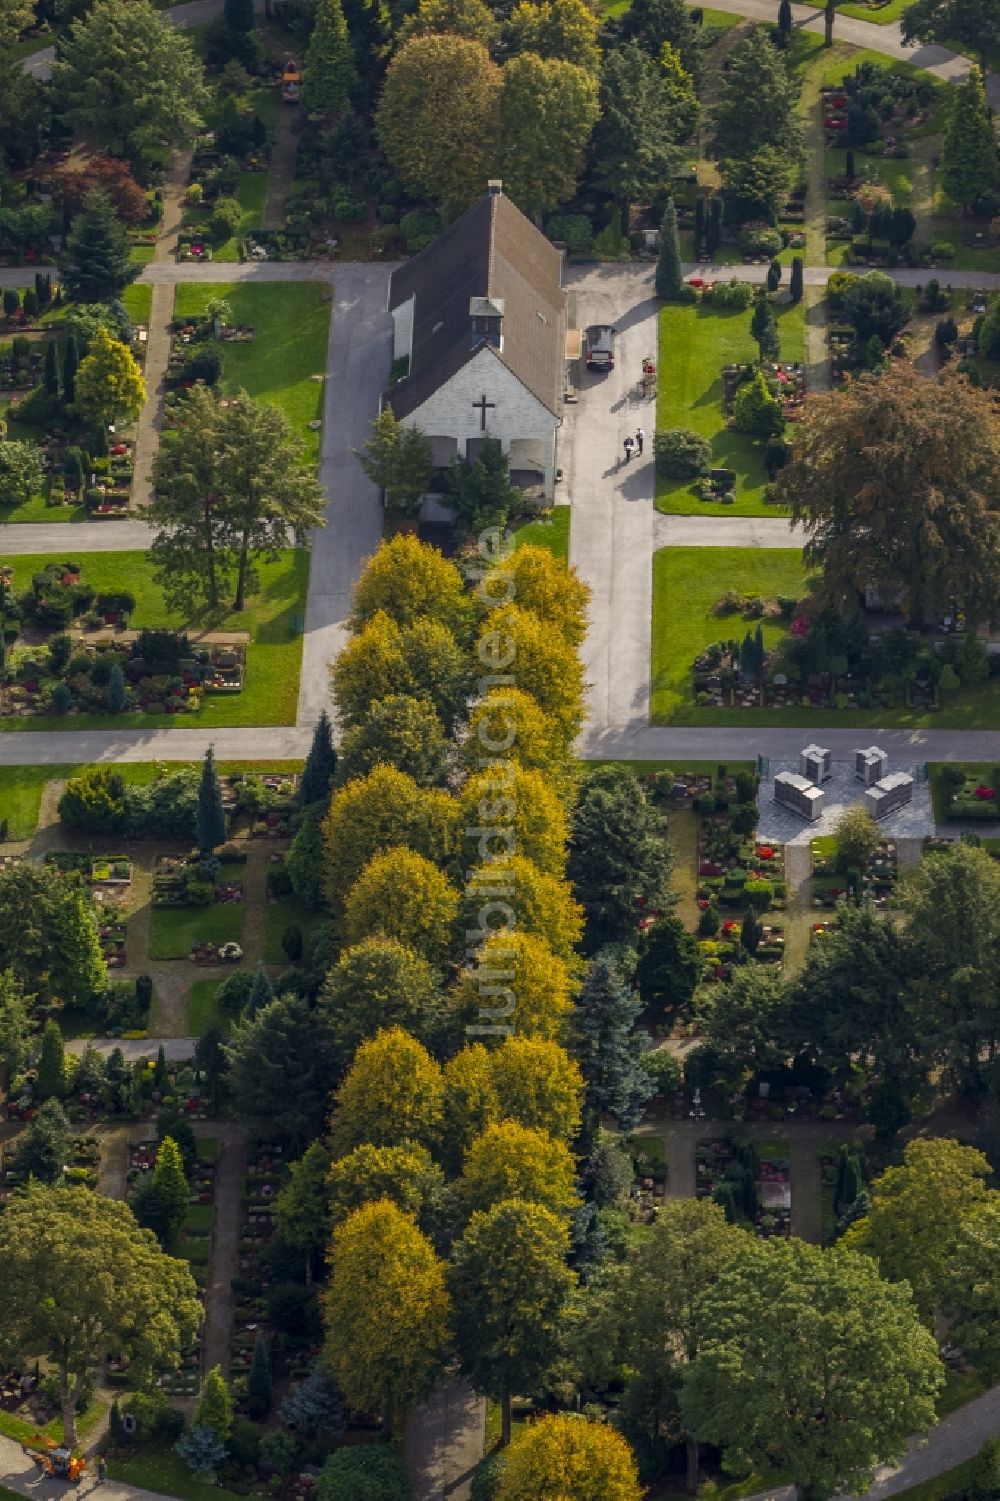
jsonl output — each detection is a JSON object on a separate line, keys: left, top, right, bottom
{"left": 584, "top": 323, "right": 616, "bottom": 371}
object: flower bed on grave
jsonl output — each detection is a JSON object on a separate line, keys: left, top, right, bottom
{"left": 2, "top": 608, "right": 247, "bottom": 718}
{"left": 722, "top": 362, "right": 806, "bottom": 423}
{"left": 940, "top": 767, "right": 1000, "bottom": 822}
{"left": 810, "top": 835, "right": 897, "bottom": 909}
{"left": 232, "top": 1144, "right": 284, "bottom": 1389}
{"left": 152, "top": 852, "right": 244, "bottom": 907}
{"left": 695, "top": 1139, "right": 791, "bottom": 1238}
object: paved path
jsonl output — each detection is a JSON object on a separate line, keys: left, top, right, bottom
{"left": 199, "top": 1122, "right": 248, "bottom": 1378}
{"left": 0, "top": 520, "right": 154, "bottom": 550}
{"left": 130, "top": 281, "right": 175, "bottom": 510}
{"left": 66, "top": 1037, "right": 196, "bottom": 1060}
{"left": 262, "top": 108, "right": 298, "bottom": 230}
{"left": 404, "top": 1379, "right": 487, "bottom": 1501}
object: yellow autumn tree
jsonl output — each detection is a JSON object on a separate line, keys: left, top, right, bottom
{"left": 350, "top": 532, "right": 472, "bottom": 641}
{"left": 322, "top": 764, "right": 458, "bottom": 913}
{"left": 342, "top": 846, "right": 459, "bottom": 961}
{"left": 332, "top": 610, "right": 469, "bottom": 729}
{"left": 327, "top": 1141, "right": 444, "bottom": 1227}
{"left": 440, "top": 1044, "right": 501, "bottom": 1172}
{"left": 462, "top": 687, "right": 575, "bottom": 788}
{"left": 455, "top": 765, "right": 569, "bottom": 878}
{"left": 460, "top": 1120, "right": 577, "bottom": 1217}
{"left": 490, "top": 1036, "right": 584, "bottom": 1142}
{"left": 331, "top": 1027, "right": 444, "bottom": 1155}
{"left": 479, "top": 542, "right": 589, "bottom": 645}
{"left": 462, "top": 853, "right": 583, "bottom": 960}
{"left": 323, "top": 1201, "right": 451, "bottom": 1436}
{"left": 73, "top": 324, "right": 146, "bottom": 430}
{"left": 449, "top": 930, "right": 575, "bottom": 1040}
{"left": 475, "top": 605, "right": 585, "bottom": 740}
{"left": 497, "top": 1414, "right": 642, "bottom": 1501}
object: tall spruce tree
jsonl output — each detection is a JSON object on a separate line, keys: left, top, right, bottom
{"left": 941, "top": 65, "right": 997, "bottom": 212}
{"left": 790, "top": 256, "right": 804, "bottom": 304}
{"left": 655, "top": 195, "right": 684, "bottom": 299}
{"left": 44, "top": 340, "right": 60, "bottom": 397}
{"left": 247, "top": 1329, "right": 272, "bottom": 1418}
{"left": 301, "top": 0, "right": 357, "bottom": 117}
{"left": 751, "top": 293, "right": 780, "bottom": 361}
{"left": 245, "top": 964, "right": 274, "bottom": 1020}
{"left": 196, "top": 746, "right": 226, "bottom": 854}
{"left": 36, "top": 1019, "right": 66, "bottom": 1101}
{"left": 572, "top": 952, "right": 653, "bottom": 1136}
{"left": 62, "top": 334, "right": 79, "bottom": 405}
{"left": 299, "top": 709, "right": 336, "bottom": 806}
{"left": 58, "top": 189, "right": 139, "bottom": 304}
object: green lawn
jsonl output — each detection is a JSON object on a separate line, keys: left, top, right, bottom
{"left": 928, "top": 762, "right": 1000, "bottom": 822}
{"left": 186, "top": 977, "right": 229, "bottom": 1034}
{"left": 651, "top": 546, "right": 811, "bottom": 724}
{"left": 0, "top": 1396, "right": 105, "bottom": 1446}
{"left": 0, "top": 764, "right": 76, "bottom": 839}
{"left": 172, "top": 282, "right": 331, "bottom": 468}
{"left": 213, "top": 173, "right": 269, "bottom": 262}
{"left": 513, "top": 505, "right": 570, "bottom": 561}
{"left": 0, "top": 759, "right": 304, "bottom": 844}
{"left": 148, "top": 902, "right": 245, "bottom": 961}
{"left": 122, "top": 284, "right": 153, "bottom": 326}
{"left": 881, "top": 1457, "right": 977, "bottom": 1501}
{"left": 263, "top": 897, "right": 328, "bottom": 963}
{"left": 652, "top": 548, "right": 1000, "bottom": 729}
{"left": 4, "top": 550, "right": 308, "bottom": 730}
{"left": 109, "top": 1445, "right": 247, "bottom": 1501}
{"left": 656, "top": 301, "right": 805, "bottom": 516}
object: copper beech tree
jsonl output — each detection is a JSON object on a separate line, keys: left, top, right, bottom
{"left": 774, "top": 364, "right": 1000, "bottom": 628}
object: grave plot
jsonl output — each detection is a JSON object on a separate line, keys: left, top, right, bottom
{"left": 42, "top": 850, "right": 132, "bottom": 966}
{"left": 697, "top": 800, "right": 787, "bottom": 980}
{"left": 695, "top": 1137, "right": 791, "bottom": 1238}
{"left": 127, "top": 1134, "right": 216, "bottom": 1392}
{"left": 810, "top": 833, "right": 897, "bottom": 909}
{"left": 149, "top": 849, "right": 247, "bottom": 963}
{"left": 2, "top": 569, "right": 249, "bottom": 718}
{"left": 0, "top": 1134, "right": 101, "bottom": 1203}
{"left": 223, "top": 770, "right": 299, "bottom": 838}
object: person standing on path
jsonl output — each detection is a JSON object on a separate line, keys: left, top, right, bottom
{"left": 623, "top": 435, "right": 635, "bottom": 463}
{"left": 635, "top": 427, "right": 645, "bottom": 455}
{"left": 96, "top": 1459, "right": 107, "bottom": 1486}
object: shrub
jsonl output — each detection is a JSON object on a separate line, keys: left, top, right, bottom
{"left": 210, "top": 197, "right": 242, "bottom": 240}
{"left": 59, "top": 767, "right": 127, "bottom": 832}
{"left": 281, "top": 924, "right": 303, "bottom": 963}
{"left": 470, "top": 1451, "right": 507, "bottom": 1501}
{"left": 744, "top": 878, "right": 774, "bottom": 909}
{"left": 703, "top": 278, "right": 754, "bottom": 309}
{"left": 655, "top": 427, "right": 712, "bottom": 479}
{"left": 738, "top": 224, "right": 783, "bottom": 257}
{"left": 51, "top": 683, "right": 73, "bottom": 714}
{"left": 545, "top": 213, "right": 593, "bottom": 253}
{"left": 643, "top": 1048, "right": 683, "bottom": 1095}
{"left": 400, "top": 210, "right": 441, "bottom": 254}
{"left": 316, "top": 1446, "right": 410, "bottom": 1501}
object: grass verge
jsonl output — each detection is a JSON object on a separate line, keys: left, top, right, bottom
{"left": 263, "top": 898, "right": 328, "bottom": 963}
{"left": 513, "top": 505, "right": 570, "bottom": 561}
{"left": 109, "top": 1444, "right": 247, "bottom": 1501}
{"left": 172, "top": 282, "right": 331, "bottom": 469}
{"left": 656, "top": 301, "right": 805, "bottom": 516}
{"left": 148, "top": 903, "right": 245, "bottom": 961}
{"left": 651, "top": 548, "right": 1000, "bottom": 729}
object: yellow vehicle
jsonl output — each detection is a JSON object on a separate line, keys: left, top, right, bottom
{"left": 21, "top": 1435, "right": 86, "bottom": 1483}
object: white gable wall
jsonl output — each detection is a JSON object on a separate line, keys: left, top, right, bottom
{"left": 392, "top": 296, "right": 414, "bottom": 362}
{"left": 399, "top": 346, "right": 558, "bottom": 495}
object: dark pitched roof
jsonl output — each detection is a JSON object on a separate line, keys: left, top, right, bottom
{"left": 387, "top": 188, "right": 565, "bottom": 421}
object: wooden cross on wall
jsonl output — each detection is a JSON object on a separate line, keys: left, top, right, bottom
{"left": 472, "top": 394, "right": 496, "bottom": 431}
